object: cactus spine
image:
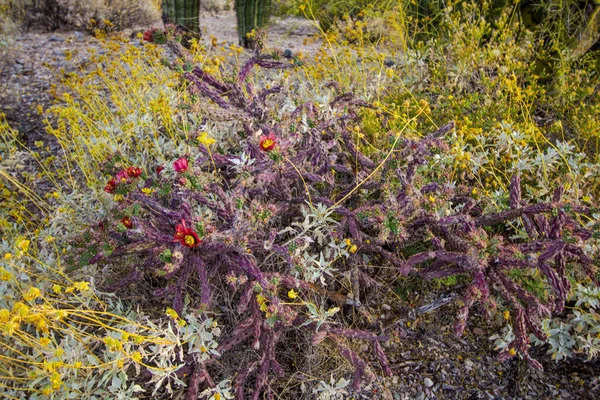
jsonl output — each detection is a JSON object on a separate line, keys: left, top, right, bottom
{"left": 162, "top": 0, "right": 200, "bottom": 34}
{"left": 235, "top": 0, "right": 272, "bottom": 48}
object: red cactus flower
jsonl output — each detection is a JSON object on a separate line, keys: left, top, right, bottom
{"left": 174, "top": 219, "right": 201, "bottom": 248}
{"left": 143, "top": 28, "right": 156, "bottom": 42}
{"left": 104, "top": 178, "right": 116, "bottom": 194}
{"left": 259, "top": 132, "right": 277, "bottom": 152}
{"left": 116, "top": 169, "right": 129, "bottom": 183}
{"left": 156, "top": 165, "right": 165, "bottom": 174}
{"left": 121, "top": 216, "right": 133, "bottom": 229}
{"left": 173, "top": 157, "right": 188, "bottom": 173}
{"left": 126, "top": 167, "right": 142, "bottom": 178}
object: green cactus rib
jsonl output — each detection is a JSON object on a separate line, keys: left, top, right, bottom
{"left": 235, "top": 0, "right": 272, "bottom": 47}
{"left": 162, "top": 0, "right": 199, "bottom": 33}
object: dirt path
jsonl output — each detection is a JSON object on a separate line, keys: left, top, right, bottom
{"left": 0, "top": 12, "right": 320, "bottom": 144}
{"left": 198, "top": 10, "right": 322, "bottom": 55}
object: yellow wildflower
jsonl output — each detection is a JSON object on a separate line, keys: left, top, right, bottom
{"left": 508, "top": 348, "right": 516, "bottom": 357}
{"left": 40, "top": 337, "right": 51, "bottom": 347}
{"left": 13, "top": 302, "right": 30, "bottom": 317}
{"left": 288, "top": 289, "right": 298, "bottom": 299}
{"left": 52, "top": 284, "right": 62, "bottom": 294}
{"left": 198, "top": 131, "right": 216, "bottom": 147}
{"left": 131, "top": 351, "right": 142, "bottom": 363}
{"left": 35, "top": 318, "right": 49, "bottom": 333}
{"left": 41, "top": 385, "right": 53, "bottom": 396}
{"left": 3, "top": 253, "right": 12, "bottom": 260}
{"left": 0, "top": 268, "right": 12, "bottom": 281}
{"left": 73, "top": 281, "right": 90, "bottom": 292}
{"left": 256, "top": 294, "right": 267, "bottom": 305}
{"left": 17, "top": 239, "right": 30, "bottom": 253}
{"left": 0, "top": 309, "right": 9, "bottom": 322}
{"left": 165, "top": 307, "right": 179, "bottom": 320}
{"left": 503, "top": 310, "right": 510, "bottom": 320}
{"left": 3, "top": 320, "right": 19, "bottom": 336}
{"left": 24, "top": 286, "right": 42, "bottom": 301}
{"left": 54, "top": 310, "right": 68, "bottom": 320}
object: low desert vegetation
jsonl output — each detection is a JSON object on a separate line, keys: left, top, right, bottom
{"left": 1, "top": 0, "right": 599, "bottom": 398}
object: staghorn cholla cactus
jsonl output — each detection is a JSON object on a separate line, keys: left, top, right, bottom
{"left": 395, "top": 173, "right": 597, "bottom": 370}
{"left": 162, "top": 0, "right": 200, "bottom": 34}
{"left": 235, "top": 0, "right": 272, "bottom": 48}
{"left": 91, "top": 42, "right": 599, "bottom": 397}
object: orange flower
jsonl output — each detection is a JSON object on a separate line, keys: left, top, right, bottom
{"left": 126, "top": 167, "right": 142, "bottom": 177}
{"left": 259, "top": 133, "right": 277, "bottom": 152}
{"left": 104, "top": 178, "right": 116, "bottom": 194}
{"left": 173, "top": 219, "right": 201, "bottom": 248}
{"left": 121, "top": 216, "right": 133, "bottom": 229}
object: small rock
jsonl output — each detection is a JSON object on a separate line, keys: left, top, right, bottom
{"left": 283, "top": 49, "right": 293, "bottom": 59}
{"left": 382, "top": 304, "right": 392, "bottom": 311}
{"left": 73, "top": 31, "right": 84, "bottom": 41}
{"left": 52, "top": 49, "right": 65, "bottom": 56}
{"left": 464, "top": 358, "right": 474, "bottom": 369}
{"left": 415, "top": 390, "right": 425, "bottom": 400}
{"left": 472, "top": 327, "right": 486, "bottom": 335}
{"left": 49, "top": 35, "right": 64, "bottom": 42}
{"left": 424, "top": 377, "right": 434, "bottom": 388}
{"left": 384, "top": 58, "right": 395, "bottom": 67}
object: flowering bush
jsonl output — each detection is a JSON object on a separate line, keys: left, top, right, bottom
{"left": 77, "top": 37, "right": 599, "bottom": 397}
{"left": 1, "top": 1, "right": 599, "bottom": 398}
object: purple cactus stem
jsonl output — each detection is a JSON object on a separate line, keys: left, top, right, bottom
{"left": 374, "top": 341, "right": 393, "bottom": 376}
{"left": 509, "top": 175, "right": 521, "bottom": 209}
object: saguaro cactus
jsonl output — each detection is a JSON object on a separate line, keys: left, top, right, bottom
{"left": 235, "top": 0, "right": 272, "bottom": 48}
{"left": 162, "top": 0, "right": 200, "bottom": 34}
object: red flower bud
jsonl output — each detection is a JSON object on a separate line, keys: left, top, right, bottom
{"left": 173, "top": 157, "right": 188, "bottom": 173}
{"left": 143, "top": 28, "right": 156, "bottom": 42}
{"left": 104, "top": 178, "right": 117, "bottom": 194}
{"left": 126, "top": 167, "right": 142, "bottom": 178}
{"left": 121, "top": 216, "right": 133, "bottom": 229}
{"left": 116, "top": 169, "right": 129, "bottom": 184}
